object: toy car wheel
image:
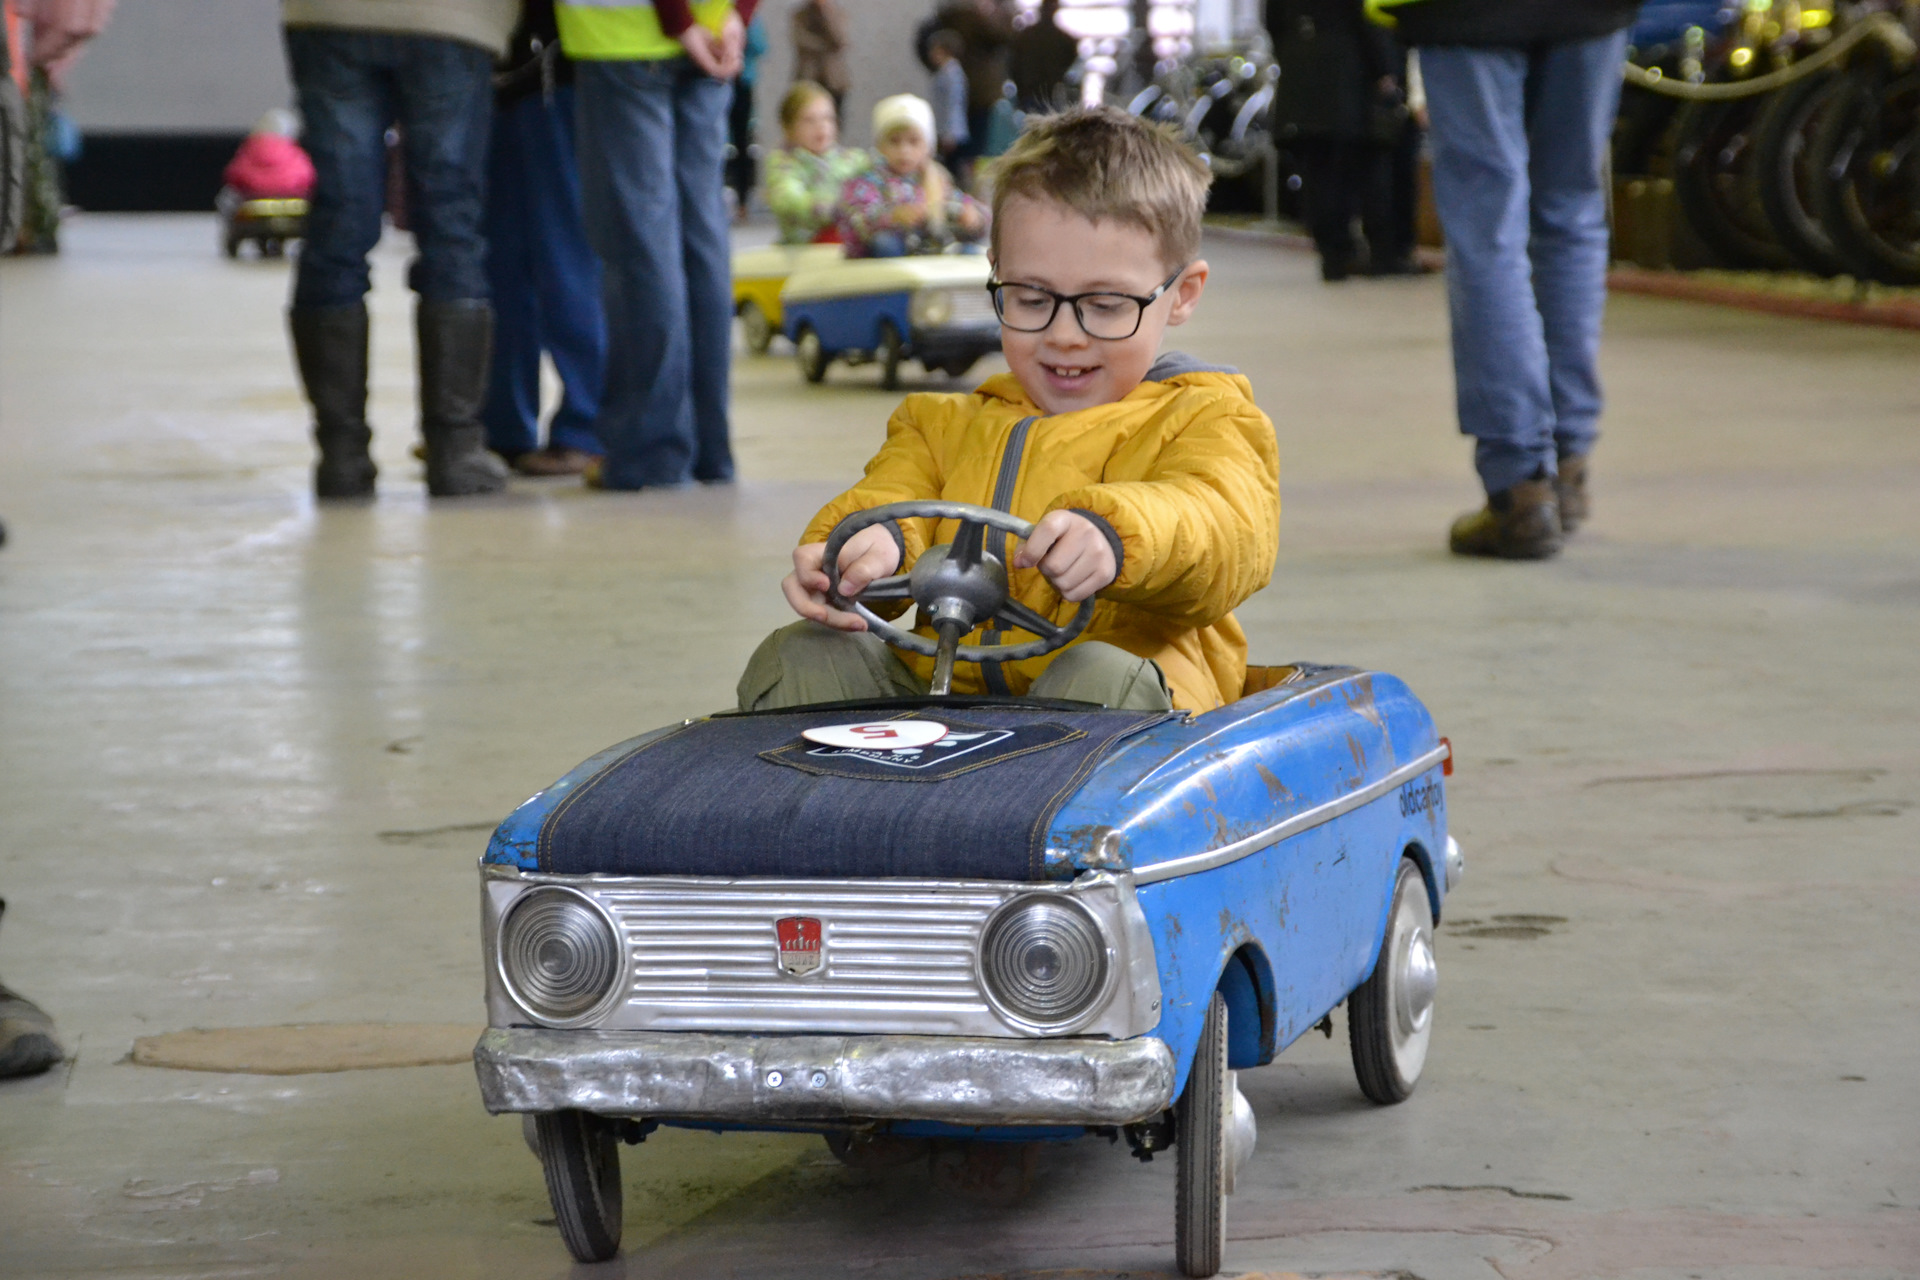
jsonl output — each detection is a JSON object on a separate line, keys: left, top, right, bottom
{"left": 795, "top": 325, "right": 829, "bottom": 383}
{"left": 534, "top": 1109, "right": 624, "bottom": 1262}
{"left": 876, "top": 320, "right": 903, "bottom": 391}
{"left": 1175, "top": 991, "right": 1229, "bottom": 1278}
{"left": 222, "top": 231, "right": 240, "bottom": 259}
{"left": 739, "top": 301, "right": 774, "bottom": 354}
{"left": 940, "top": 358, "right": 977, "bottom": 380}
{"left": 1349, "top": 858, "right": 1436, "bottom": 1104}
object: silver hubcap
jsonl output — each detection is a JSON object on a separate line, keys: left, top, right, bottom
{"left": 1386, "top": 875, "right": 1435, "bottom": 1081}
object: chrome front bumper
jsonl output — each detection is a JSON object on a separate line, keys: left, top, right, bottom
{"left": 474, "top": 1027, "right": 1176, "bottom": 1127}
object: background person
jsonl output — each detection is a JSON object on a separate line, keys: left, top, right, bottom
{"left": 281, "top": 0, "right": 515, "bottom": 499}
{"left": 1007, "top": 0, "right": 1077, "bottom": 113}
{"left": 837, "top": 93, "right": 985, "bottom": 259}
{"left": 1267, "top": 0, "right": 1417, "bottom": 281}
{"left": 559, "top": 0, "right": 755, "bottom": 491}
{"left": 924, "top": 0, "right": 1011, "bottom": 173}
{"left": 725, "top": 11, "right": 767, "bottom": 220}
{"left": 926, "top": 28, "right": 969, "bottom": 168}
{"left": 762, "top": 79, "right": 865, "bottom": 243}
{"left": 482, "top": 0, "right": 607, "bottom": 478}
{"left": 1387, "top": 0, "right": 1640, "bottom": 558}
{"left": 788, "top": 0, "right": 847, "bottom": 117}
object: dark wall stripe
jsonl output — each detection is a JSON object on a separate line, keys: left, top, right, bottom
{"left": 66, "top": 132, "right": 249, "bottom": 212}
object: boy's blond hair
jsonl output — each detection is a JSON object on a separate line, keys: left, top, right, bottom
{"left": 986, "top": 105, "right": 1212, "bottom": 271}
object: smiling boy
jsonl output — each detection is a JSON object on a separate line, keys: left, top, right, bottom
{"left": 738, "top": 106, "right": 1280, "bottom": 713}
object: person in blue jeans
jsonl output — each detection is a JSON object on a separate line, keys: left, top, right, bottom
{"left": 557, "top": 0, "right": 757, "bottom": 491}
{"left": 483, "top": 0, "right": 608, "bottom": 476}
{"left": 282, "top": 2, "right": 518, "bottom": 498}
{"left": 1386, "top": 0, "right": 1640, "bottom": 558}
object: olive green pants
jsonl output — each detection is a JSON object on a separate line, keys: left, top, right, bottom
{"left": 737, "top": 621, "right": 1173, "bottom": 712}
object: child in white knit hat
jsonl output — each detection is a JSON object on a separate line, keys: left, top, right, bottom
{"left": 836, "top": 93, "right": 987, "bottom": 258}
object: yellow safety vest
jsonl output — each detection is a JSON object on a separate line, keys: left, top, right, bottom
{"left": 555, "top": 0, "right": 737, "bottom": 61}
{"left": 1364, "top": 0, "right": 1427, "bottom": 27}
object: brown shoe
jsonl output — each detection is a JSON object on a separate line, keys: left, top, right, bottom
{"left": 1555, "top": 453, "right": 1590, "bottom": 533}
{"left": 1449, "top": 478, "right": 1563, "bottom": 560}
{"left": 512, "top": 447, "right": 598, "bottom": 477}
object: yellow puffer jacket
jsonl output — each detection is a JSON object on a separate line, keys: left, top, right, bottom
{"left": 803, "top": 354, "right": 1281, "bottom": 711}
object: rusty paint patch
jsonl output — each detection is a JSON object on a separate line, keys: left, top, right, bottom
{"left": 1254, "top": 761, "right": 1294, "bottom": 805}
{"left": 1341, "top": 674, "right": 1384, "bottom": 730}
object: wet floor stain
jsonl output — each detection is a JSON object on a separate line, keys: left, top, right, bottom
{"left": 1444, "top": 913, "right": 1567, "bottom": 941}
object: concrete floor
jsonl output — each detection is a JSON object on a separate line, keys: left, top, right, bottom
{"left": 1, "top": 215, "right": 1916, "bottom": 1280}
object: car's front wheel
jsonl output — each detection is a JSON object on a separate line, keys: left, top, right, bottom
{"left": 795, "top": 324, "right": 829, "bottom": 384}
{"left": 876, "top": 320, "right": 904, "bottom": 390}
{"left": 535, "top": 1109, "right": 623, "bottom": 1262}
{"left": 739, "top": 300, "right": 774, "bottom": 354}
{"left": 1349, "top": 858, "right": 1437, "bottom": 1103}
{"left": 1175, "top": 991, "right": 1229, "bottom": 1277}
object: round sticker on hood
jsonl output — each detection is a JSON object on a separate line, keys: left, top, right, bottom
{"left": 801, "top": 720, "right": 948, "bottom": 750}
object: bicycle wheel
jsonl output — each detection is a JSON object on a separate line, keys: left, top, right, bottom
{"left": 1809, "top": 63, "right": 1920, "bottom": 284}
{"left": 1672, "top": 96, "right": 1795, "bottom": 268}
{"left": 1753, "top": 70, "right": 1850, "bottom": 275}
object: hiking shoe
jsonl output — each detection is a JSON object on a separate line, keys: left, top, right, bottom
{"left": 1555, "top": 453, "right": 1590, "bottom": 533}
{"left": 0, "top": 981, "right": 62, "bottom": 1078}
{"left": 1449, "top": 478, "right": 1563, "bottom": 560}
{"left": 512, "top": 447, "right": 598, "bottom": 477}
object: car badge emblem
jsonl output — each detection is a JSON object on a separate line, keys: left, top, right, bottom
{"left": 775, "top": 916, "right": 824, "bottom": 976}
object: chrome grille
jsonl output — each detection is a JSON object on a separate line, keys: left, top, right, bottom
{"left": 947, "top": 287, "right": 999, "bottom": 326}
{"left": 594, "top": 880, "right": 1008, "bottom": 1034}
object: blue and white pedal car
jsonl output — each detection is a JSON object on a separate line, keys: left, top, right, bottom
{"left": 781, "top": 252, "right": 1003, "bottom": 389}
{"left": 473, "top": 501, "right": 1459, "bottom": 1278}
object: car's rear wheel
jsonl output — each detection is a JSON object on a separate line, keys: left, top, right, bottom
{"left": 739, "top": 300, "right": 774, "bottom": 354}
{"left": 795, "top": 324, "right": 829, "bottom": 383}
{"left": 1349, "top": 858, "right": 1436, "bottom": 1104}
{"left": 876, "top": 320, "right": 904, "bottom": 390}
{"left": 1174, "top": 991, "right": 1228, "bottom": 1278}
{"left": 535, "top": 1109, "right": 623, "bottom": 1262}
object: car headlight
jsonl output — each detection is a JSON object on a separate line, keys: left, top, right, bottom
{"left": 498, "top": 887, "right": 622, "bottom": 1024}
{"left": 910, "top": 288, "right": 954, "bottom": 328}
{"left": 979, "top": 895, "right": 1111, "bottom": 1030}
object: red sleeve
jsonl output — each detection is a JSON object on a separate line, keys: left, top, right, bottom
{"left": 653, "top": 0, "right": 694, "bottom": 35}
{"left": 655, "top": 0, "right": 755, "bottom": 36}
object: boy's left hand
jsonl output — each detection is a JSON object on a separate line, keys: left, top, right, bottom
{"left": 1014, "top": 511, "right": 1116, "bottom": 603}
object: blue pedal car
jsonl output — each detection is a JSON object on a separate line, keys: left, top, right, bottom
{"left": 473, "top": 501, "right": 1458, "bottom": 1277}
{"left": 781, "top": 253, "right": 1003, "bottom": 389}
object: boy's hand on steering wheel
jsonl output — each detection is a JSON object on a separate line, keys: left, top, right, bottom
{"left": 1014, "top": 510, "right": 1116, "bottom": 603}
{"left": 783, "top": 525, "right": 902, "bottom": 631}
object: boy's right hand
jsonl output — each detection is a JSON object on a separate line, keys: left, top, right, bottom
{"left": 782, "top": 525, "right": 903, "bottom": 631}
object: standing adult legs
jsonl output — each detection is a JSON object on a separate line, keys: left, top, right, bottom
{"left": 395, "top": 34, "right": 507, "bottom": 495}
{"left": 577, "top": 59, "right": 698, "bottom": 489}
{"left": 1422, "top": 42, "right": 1562, "bottom": 557}
{"left": 1295, "top": 137, "right": 1361, "bottom": 280}
{"left": 285, "top": 28, "right": 392, "bottom": 498}
{"left": 676, "top": 69, "right": 737, "bottom": 483}
{"left": 1527, "top": 29, "right": 1628, "bottom": 529}
{"left": 483, "top": 93, "right": 543, "bottom": 460}
{"left": 524, "top": 84, "right": 607, "bottom": 459}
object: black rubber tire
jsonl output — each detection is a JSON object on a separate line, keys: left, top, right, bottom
{"left": 876, "top": 320, "right": 904, "bottom": 391}
{"left": 1753, "top": 71, "right": 1849, "bottom": 276}
{"left": 795, "top": 324, "right": 829, "bottom": 384}
{"left": 739, "top": 300, "right": 774, "bottom": 354}
{"left": 1174, "top": 991, "right": 1228, "bottom": 1279}
{"left": 1808, "top": 63, "right": 1920, "bottom": 285}
{"left": 1349, "top": 859, "right": 1437, "bottom": 1105}
{"left": 535, "top": 1109, "right": 623, "bottom": 1263}
{"left": 1671, "top": 96, "right": 1794, "bottom": 268}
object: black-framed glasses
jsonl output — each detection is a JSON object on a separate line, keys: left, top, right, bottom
{"left": 985, "top": 265, "right": 1189, "bottom": 340}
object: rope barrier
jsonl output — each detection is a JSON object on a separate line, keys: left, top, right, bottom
{"left": 1621, "top": 12, "right": 1916, "bottom": 100}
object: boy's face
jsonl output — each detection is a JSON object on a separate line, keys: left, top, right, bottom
{"left": 991, "top": 195, "right": 1209, "bottom": 417}
{"left": 878, "top": 127, "right": 930, "bottom": 176}
{"left": 788, "top": 96, "right": 838, "bottom": 154}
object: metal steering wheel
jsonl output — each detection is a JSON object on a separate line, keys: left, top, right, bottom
{"left": 823, "top": 501, "right": 1095, "bottom": 696}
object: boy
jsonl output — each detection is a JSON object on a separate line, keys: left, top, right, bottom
{"left": 740, "top": 106, "right": 1279, "bottom": 714}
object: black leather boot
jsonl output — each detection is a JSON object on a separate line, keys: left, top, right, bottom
{"left": 417, "top": 300, "right": 509, "bottom": 497}
{"left": 290, "top": 305, "right": 377, "bottom": 499}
